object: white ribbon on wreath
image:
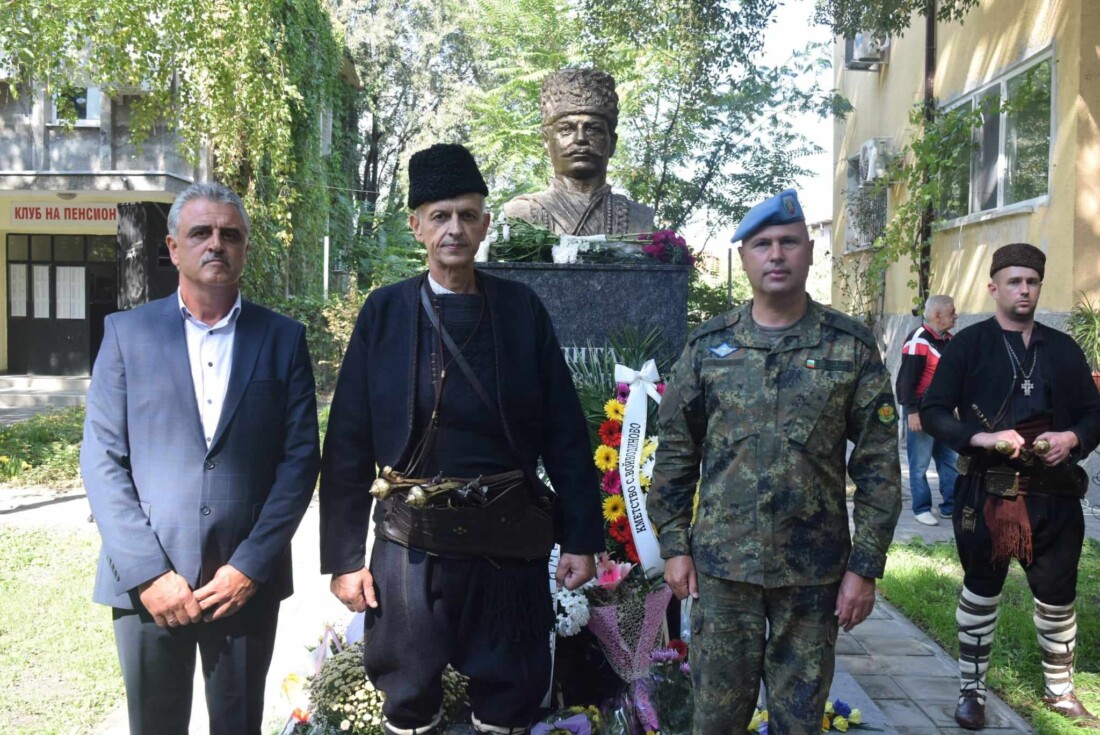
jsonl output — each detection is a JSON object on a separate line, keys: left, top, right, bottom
{"left": 613, "top": 359, "right": 664, "bottom": 575}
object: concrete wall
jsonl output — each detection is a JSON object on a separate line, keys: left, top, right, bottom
{"left": 0, "top": 82, "right": 197, "bottom": 184}
{"left": 833, "top": 0, "right": 1088, "bottom": 317}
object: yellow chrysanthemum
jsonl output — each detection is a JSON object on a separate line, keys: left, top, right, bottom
{"left": 602, "top": 495, "right": 626, "bottom": 522}
{"left": 641, "top": 438, "right": 658, "bottom": 462}
{"left": 604, "top": 399, "right": 625, "bottom": 422}
{"left": 594, "top": 445, "right": 619, "bottom": 472}
{"left": 847, "top": 709, "right": 861, "bottom": 725}
{"left": 640, "top": 472, "right": 652, "bottom": 489}
{"left": 823, "top": 715, "right": 832, "bottom": 731}
{"left": 833, "top": 716, "right": 849, "bottom": 732}
{"left": 825, "top": 702, "right": 835, "bottom": 715}
{"left": 748, "top": 711, "right": 765, "bottom": 732}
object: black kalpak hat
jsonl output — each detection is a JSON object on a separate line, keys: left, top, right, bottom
{"left": 990, "top": 242, "right": 1045, "bottom": 279}
{"left": 407, "top": 143, "right": 489, "bottom": 210}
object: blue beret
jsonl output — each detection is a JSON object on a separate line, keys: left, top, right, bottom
{"left": 731, "top": 189, "right": 805, "bottom": 243}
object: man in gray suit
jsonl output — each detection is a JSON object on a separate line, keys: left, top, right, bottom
{"left": 81, "top": 182, "right": 321, "bottom": 734}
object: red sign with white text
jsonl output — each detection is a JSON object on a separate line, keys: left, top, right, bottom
{"left": 11, "top": 203, "right": 117, "bottom": 224}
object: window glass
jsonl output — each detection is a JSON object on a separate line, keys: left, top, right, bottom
{"left": 1005, "top": 59, "right": 1052, "bottom": 205}
{"left": 33, "top": 265, "right": 49, "bottom": 318}
{"left": 7, "top": 234, "right": 28, "bottom": 261}
{"left": 54, "top": 235, "right": 84, "bottom": 262}
{"left": 30, "top": 235, "right": 51, "bottom": 262}
{"left": 88, "top": 236, "right": 116, "bottom": 262}
{"left": 9, "top": 264, "right": 27, "bottom": 317}
{"left": 55, "top": 266, "right": 86, "bottom": 319}
{"left": 54, "top": 86, "right": 101, "bottom": 123}
{"left": 972, "top": 88, "right": 1001, "bottom": 213}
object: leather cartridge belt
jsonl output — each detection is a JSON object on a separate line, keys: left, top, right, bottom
{"left": 374, "top": 469, "right": 556, "bottom": 560}
{"left": 957, "top": 456, "right": 1083, "bottom": 499}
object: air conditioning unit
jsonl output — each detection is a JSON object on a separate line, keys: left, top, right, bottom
{"left": 859, "top": 138, "right": 890, "bottom": 185}
{"left": 853, "top": 32, "right": 890, "bottom": 62}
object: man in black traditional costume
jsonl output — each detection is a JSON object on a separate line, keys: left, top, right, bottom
{"left": 319, "top": 143, "right": 603, "bottom": 735}
{"left": 923, "top": 242, "right": 1100, "bottom": 730}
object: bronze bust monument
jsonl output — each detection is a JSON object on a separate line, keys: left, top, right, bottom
{"left": 502, "top": 69, "right": 655, "bottom": 237}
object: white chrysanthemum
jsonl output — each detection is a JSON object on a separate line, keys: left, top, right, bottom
{"left": 554, "top": 587, "right": 591, "bottom": 637}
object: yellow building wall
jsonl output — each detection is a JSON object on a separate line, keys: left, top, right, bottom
{"left": 1073, "top": 0, "right": 1100, "bottom": 300}
{"left": 833, "top": 0, "right": 1084, "bottom": 316}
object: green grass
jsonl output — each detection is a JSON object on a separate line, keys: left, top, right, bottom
{"left": 0, "top": 525, "right": 123, "bottom": 733}
{"left": 0, "top": 407, "right": 85, "bottom": 487}
{"left": 880, "top": 539, "right": 1100, "bottom": 735}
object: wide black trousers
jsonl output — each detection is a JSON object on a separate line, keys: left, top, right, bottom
{"left": 364, "top": 537, "right": 553, "bottom": 730}
{"left": 954, "top": 480, "right": 1084, "bottom": 604}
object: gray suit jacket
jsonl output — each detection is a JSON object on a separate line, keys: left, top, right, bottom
{"left": 81, "top": 295, "right": 320, "bottom": 609}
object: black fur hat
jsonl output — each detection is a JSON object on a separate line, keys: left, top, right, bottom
{"left": 407, "top": 143, "right": 489, "bottom": 210}
{"left": 990, "top": 242, "right": 1045, "bottom": 279}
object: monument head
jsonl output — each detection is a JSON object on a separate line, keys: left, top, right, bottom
{"left": 540, "top": 69, "right": 619, "bottom": 183}
{"left": 502, "top": 68, "right": 654, "bottom": 237}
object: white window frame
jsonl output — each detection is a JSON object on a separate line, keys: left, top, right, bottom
{"left": 50, "top": 86, "right": 102, "bottom": 126}
{"left": 936, "top": 48, "right": 1055, "bottom": 229}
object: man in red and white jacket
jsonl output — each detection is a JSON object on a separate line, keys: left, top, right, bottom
{"left": 896, "top": 295, "right": 958, "bottom": 526}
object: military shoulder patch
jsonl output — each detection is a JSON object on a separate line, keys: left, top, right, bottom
{"left": 875, "top": 394, "right": 898, "bottom": 425}
{"left": 708, "top": 342, "right": 738, "bottom": 358}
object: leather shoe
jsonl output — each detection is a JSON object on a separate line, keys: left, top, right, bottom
{"left": 1042, "top": 692, "right": 1100, "bottom": 729}
{"left": 955, "top": 691, "right": 986, "bottom": 730}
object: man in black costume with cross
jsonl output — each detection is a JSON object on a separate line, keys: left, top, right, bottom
{"left": 923, "top": 242, "right": 1100, "bottom": 730}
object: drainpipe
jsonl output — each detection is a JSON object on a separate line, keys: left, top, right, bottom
{"left": 916, "top": 0, "right": 936, "bottom": 312}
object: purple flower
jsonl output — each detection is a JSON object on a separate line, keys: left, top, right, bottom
{"left": 679, "top": 661, "right": 691, "bottom": 674}
{"left": 833, "top": 700, "right": 852, "bottom": 718}
{"left": 651, "top": 648, "right": 679, "bottom": 663}
{"left": 616, "top": 382, "right": 630, "bottom": 402}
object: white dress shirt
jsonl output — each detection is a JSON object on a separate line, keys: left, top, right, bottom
{"left": 178, "top": 290, "right": 242, "bottom": 448}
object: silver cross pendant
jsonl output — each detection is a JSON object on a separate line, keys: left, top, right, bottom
{"left": 1021, "top": 378, "right": 1034, "bottom": 396}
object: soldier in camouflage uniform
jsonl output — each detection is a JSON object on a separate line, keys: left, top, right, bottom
{"left": 648, "top": 189, "right": 901, "bottom": 735}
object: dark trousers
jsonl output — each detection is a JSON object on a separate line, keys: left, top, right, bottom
{"left": 364, "top": 537, "right": 552, "bottom": 730}
{"left": 690, "top": 574, "right": 840, "bottom": 735}
{"left": 954, "top": 482, "right": 1084, "bottom": 604}
{"left": 112, "top": 594, "right": 280, "bottom": 735}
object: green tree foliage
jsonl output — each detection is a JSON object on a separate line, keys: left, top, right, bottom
{"left": 814, "top": 0, "right": 980, "bottom": 40}
{"left": 0, "top": 0, "right": 353, "bottom": 303}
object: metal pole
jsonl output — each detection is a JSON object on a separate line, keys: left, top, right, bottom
{"left": 727, "top": 247, "right": 733, "bottom": 306}
{"left": 323, "top": 235, "right": 330, "bottom": 300}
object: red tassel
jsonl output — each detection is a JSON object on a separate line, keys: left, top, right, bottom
{"left": 984, "top": 496, "right": 1033, "bottom": 565}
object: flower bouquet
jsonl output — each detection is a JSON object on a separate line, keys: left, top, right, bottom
{"left": 532, "top": 705, "right": 602, "bottom": 735}
{"left": 585, "top": 555, "right": 674, "bottom": 735}
{"left": 487, "top": 217, "right": 694, "bottom": 267}
{"left": 747, "top": 699, "right": 879, "bottom": 734}
{"left": 645, "top": 641, "right": 693, "bottom": 735}
{"left": 303, "top": 640, "right": 468, "bottom": 735}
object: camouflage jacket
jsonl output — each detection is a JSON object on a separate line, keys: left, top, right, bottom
{"left": 648, "top": 299, "right": 901, "bottom": 587}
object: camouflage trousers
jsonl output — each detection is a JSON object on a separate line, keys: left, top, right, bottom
{"left": 689, "top": 574, "right": 840, "bottom": 735}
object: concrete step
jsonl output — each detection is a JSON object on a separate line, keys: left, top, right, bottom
{"left": 0, "top": 375, "right": 91, "bottom": 391}
{"left": 0, "top": 389, "right": 87, "bottom": 408}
